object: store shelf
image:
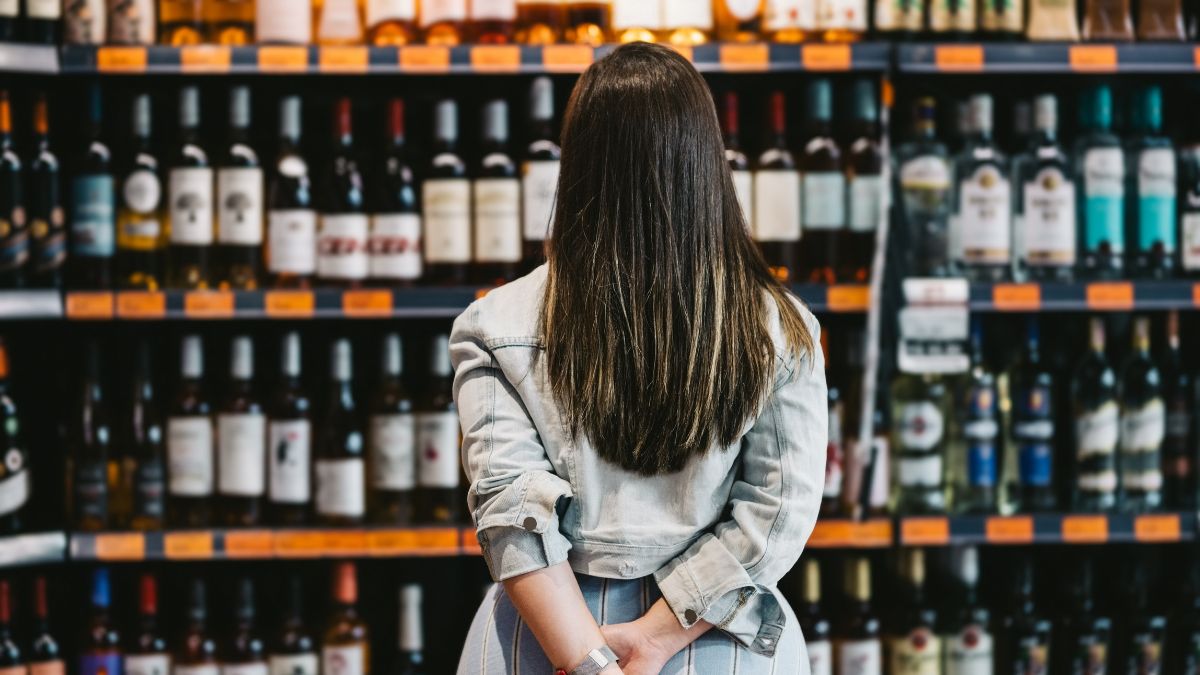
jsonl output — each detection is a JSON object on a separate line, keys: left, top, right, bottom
{"left": 59, "top": 42, "right": 890, "bottom": 75}
{"left": 969, "top": 280, "right": 1200, "bottom": 312}
{"left": 898, "top": 42, "right": 1200, "bottom": 74}
{"left": 0, "top": 531, "right": 67, "bottom": 567}
{"left": 0, "top": 290, "right": 62, "bottom": 318}
{"left": 898, "top": 512, "right": 1196, "bottom": 546}
{"left": 0, "top": 43, "right": 58, "bottom": 73}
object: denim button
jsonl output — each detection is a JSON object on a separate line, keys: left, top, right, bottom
{"left": 522, "top": 516, "right": 537, "bottom": 531}
{"left": 684, "top": 609, "right": 698, "bottom": 624}
{"left": 619, "top": 561, "right": 635, "bottom": 577}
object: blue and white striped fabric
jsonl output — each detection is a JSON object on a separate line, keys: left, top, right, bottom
{"left": 458, "top": 574, "right": 808, "bottom": 674}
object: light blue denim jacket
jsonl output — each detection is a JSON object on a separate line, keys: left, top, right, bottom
{"left": 449, "top": 265, "right": 827, "bottom": 658}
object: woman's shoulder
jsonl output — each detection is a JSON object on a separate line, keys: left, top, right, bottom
{"left": 452, "top": 264, "right": 549, "bottom": 347}
{"left": 762, "top": 288, "right": 821, "bottom": 358}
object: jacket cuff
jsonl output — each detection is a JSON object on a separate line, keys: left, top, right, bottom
{"left": 474, "top": 471, "right": 573, "bottom": 582}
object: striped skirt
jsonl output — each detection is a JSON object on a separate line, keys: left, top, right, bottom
{"left": 458, "top": 573, "right": 808, "bottom": 674}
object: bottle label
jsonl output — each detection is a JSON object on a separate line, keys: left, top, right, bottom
{"left": 473, "top": 177, "right": 521, "bottom": 263}
{"left": 1083, "top": 147, "right": 1124, "bottom": 253}
{"left": 849, "top": 175, "right": 883, "bottom": 232}
{"left": 107, "top": 0, "right": 154, "bottom": 43}
{"left": 30, "top": 661, "right": 65, "bottom": 675}
{"left": 175, "top": 666, "right": 219, "bottom": 675}
{"left": 765, "top": 0, "right": 815, "bottom": 29}
{"left": 370, "top": 413, "right": 416, "bottom": 490}
{"left": 64, "top": 0, "right": 104, "bottom": 42}
{"left": 1121, "top": 399, "right": 1165, "bottom": 454}
{"left": 317, "top": 213, "right": 369, "bottom": 280}
{"left": 732, "top": 170, "right": 753, "bottom": 232}
{"left": 898, "top": 454, "right": 942, "bottom": 488}
{"left": 71, "top": 175, "right": 115, "bottom": 257}
{"left": 318, "top": 0, "right": 363, "bottom": 41}
{"left": 169, "top": 168, "right": 215, "bottom": 245}
{"left": 1021, "top": 167, "right": 1076, "bottom": 266}
{"left": 944, "top": 625, "right": 993, "bottom": 675}
{"left": 321, "top": 644, "right": 366, "bottom": 675}
{"left": 724, "top": 0, "right": 762, "bottom": 19}
{"left": 419, "top": 0, "right": 466, "bottom": 26}
{"left": 928, "top": 0, "right": 976, "bottom": 30}
{"left": 900, "top": 155, "right": 950, "bottom": 191}
{"left": 824, "top": 399, "right": 843, "bottom": 499}
{"left": 470, "top": 0, "right": 514, "bottom": 19}
{"left": 752, "top": 170, "right": 802, "bottom": 242}
{"left": 366, "top": 0, "right": 414, "bottom": 25}
{"left": 134, "top": 456, "right": 165, "bottom": 520}
{"left": 1183, "top": 212, "right": 1200, "bottom": 271}
{"left": 0, "top": 462, "right": 29, "bottom": 517}
{"left": 257, "top": 0, "right": 312, "bottom": 42}
{"left": 1137, "top": 148, "right": 1176, "bottom": 254}
{"left": 369, "top": 212, "right": 422, "bottom": 280}
{"left": 27, "top": 0, "right": 61, "bottom": 18}
{"left": 268, "top": 418, "right": 311, "bottom": 504}
{"left": 837, "top": 639, "right": 882, "bottom": 675}
{"left": 802, "top": 172, "right": 846, "bottom": 231}
{"left": 662, "top": 0, "right": 713, "bottom": 28}
{"left": 268, "top": 209, "right": 317, "bottom": 275}
{"left": 122, "top": 169, "right": 163, "bottom": 246}
{"left": 958, "top": 165, "right": 1011, "bottom": 265}
{"left": 899, "top": 401, "right": 943, "bottom": 451}
{"left": 423, "top": 178, "right": 471, "bottom": 263}
{"left": 980, "top": 0, "right": 1021, "bottom": 31}
{"left": 522, "top": 160, "right": 560, "bottom": 242}
{"left": 613, "top": 0, "right": 661, "bottom": 28}
{"left": 80, "top": 654, "right": 122, "bottom": 675}
{"left": 167, "top": 416, "right": 214, "bottom": 496}
{"left": 816, "top": 0, "right": 867, "bottom": 30}
{"left": 268, "top": 654, "right": 318, "bottom": 675}
{"left": 1077, "top": 401, "right": 1119, "bottom": 458}
{"left": 1017, "top": 438, "right": 1053, "bottom": 489}
{"left": 221, "top": 664, "right": 267, "bottom": 675}
{"left": 217, "top": 413, "right": 267, "bottom": 497}
{"left": 217, "top": 167, "right": 264, "bottom": 246}
{"left": 416, "top": 411, "right": 460, "bottom": 488}
{"left": 888, "top": 629, "right": 941, "bottom": 675}
{"left": 807, "top": 640, "right": 832, "bottom": 675}
{"left": 964, "top": 415, "right": 998, "bottom": 490}
{"left": 315, "top": 458, "right": 366, "bottom": 517}
{"left": 125, "top": 653, "right": 171, "bottom": 675}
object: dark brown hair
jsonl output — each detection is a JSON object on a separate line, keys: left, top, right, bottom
{"left": 539, "top": 43, "right": 814, "bottom": 476}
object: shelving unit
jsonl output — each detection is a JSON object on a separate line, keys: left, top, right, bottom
{"left": 969, "top": 280, "right": 1200, "bottom": 312}
{"left": 897, "top": 42, "right": 1200, "bottom": 74}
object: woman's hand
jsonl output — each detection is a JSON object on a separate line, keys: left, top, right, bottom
{"left": 601, "top": 598, "right": 713, "bottom": 675}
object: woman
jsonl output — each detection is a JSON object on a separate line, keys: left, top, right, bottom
{"left": 452, "top": 43, "right": 826, "bottom": 675}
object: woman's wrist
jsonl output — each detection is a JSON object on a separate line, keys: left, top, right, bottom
{"left": 636, "top": 599, "right": 713, "bottom": 658}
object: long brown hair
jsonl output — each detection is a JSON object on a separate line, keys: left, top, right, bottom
{"left": 539, "top": 43, "right": 814, "bottom": 476}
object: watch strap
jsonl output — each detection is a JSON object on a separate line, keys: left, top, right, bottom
{"left": 566, "top": 645, "right": 619, "bottom": 675}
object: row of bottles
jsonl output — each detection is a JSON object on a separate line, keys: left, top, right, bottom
{"left": 875, "top": 0, "right": 1198, "bottom": 41}
{"left": 68, "top": 330, "right": 460, "bottom": 531}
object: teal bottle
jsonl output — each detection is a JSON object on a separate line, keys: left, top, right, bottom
{"left": 1127, "top": 85, "right": 1176, "bottom": 278}
{"left": 1075, "top": 85, "right": 1125, "bottom": 279}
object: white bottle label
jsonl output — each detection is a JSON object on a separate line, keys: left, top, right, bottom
{"left": 169, "top": 168, "right": 214, "bottom": 245}
{"left": 613, "top": 0, "right": 661, "bottom": 28}
{"left": 268, "top": 654, "right": 317, "bottom": 675}
{"left": 0, "top": 469, "right": 28, "bottom": 517}
{"left": 663, "top": 0, "right": 713, "bottom": 28}
{"left": 900, "top": 155, "right": 950, "bottom": 190}
{"left": 64, "top": 0, "right": 104, "bottom": 42}
{"left": 416, "top": 411, "right": 460, "bottom": 488}
{"left": 318, "top": 0, "right": 363, "bottom": 41}
{"left": 27, "top": 0, "right": 60, "bottom": 19}
{"left": 268, "top": 209, "right": 317, "bottom": 275}
{"left": 470, "top": 0, "right": 515, "bottom": 19}
{"left": 725, "top": 0, "right": 762, "bottom": 20}
{"left": 1121, "top": 399, "right": 1165, "bottom": 454}
{"left": 125, "top": 653, "right": 171, "bottom": 675}
{"left": 1185, "top": 212, "right": 1200, "bottom": 271}
{"left": 268, "top": 418, "right": 311, "bottom": 504}
{"left": 217, "top": 167, "right": 264, "bottom": 245}
{"left": 752, "top": 170, "right": 802, "bottom": 242}
{"left": 167, "top": 417, "right": 214, "bottom": 497}
{"left": 217, "top": 413, "right": 266, "bottom": 497}
{"left": 473, "top": 178, "right": 521, "bottom": 263}
{"left": 366, "top": 0, "right": 414, "bottom": 25}
{"left": 766, "top": 0, "right": 814, "bottom": 29}
{"left": 420, "top": 0, "right": 466, "bottom": 25}
{"left": 1139, "top": 148, "right": 1176, "bottom": 197}
{"left": 221, "top": 664, "right": 268, "bottom": 675}
{"left": 958, "top": 165, "right": 1011, "bottom": 265}
{"left": 1076, "top": 402, "right": 1119, "bottom": 458}
{"left": 808, "top": 640, "right": 832, "bottom": 675}
{"left": 849, "top": 175, "right": 883, "bottom": 232}
{"left": 1084, "top": 148, "right": 1125, "bottom": 196}
{"left": 732, "top": 170, "right": 753, "bottom": 232}
{"left": 315, "top": 458, "right": 365, "bottom": 517}
{"left": 817, "top": 0, "right": 866, "bottom": 29}
{"left": 321, "top": 644, "right": 366, "bottom": 675}
{"left": 369, "top": 213, "right": 422, "bottom": 279}
{"left": 124, "top": 169, "right": 162, "bottom": 214}
{"left": 317, "top": 213, "right": 369, "bottom": 280}
{"left": 522, "top": 160, "right": 559, "bottom": 242}
{"left": 803, "top": 171, "right": 846, "bottom": 230}
{"left": 944, "top": 626, "right": 993, "bottom": 675}
{"left": 898, "top": 454, "right": 943, "bottom": 488}
{"left": 889, "top": 630, "right": 941, "bottom": 675}
{"left": 837, "top": 639, "right": 882, "bottom": 675}
{"left": 423, "top": 179, "right": 471, "bottom": 263}
{"left": 175, "top": 666, "right": 219, "bottom": 675}
{"left": 108, "top": 0, "right": 154, "bottom": 42}
{"left": 1022, "top": 167, "right": 1076, "bottom": 266}
{"left": 900, "top": 402, "right": 944, "bottom": 451}
{"left": 257, "top": 0, "right": 312, "bottom": 43}
{"left": 370, "top": 414, "right": 416, "bottom": 490}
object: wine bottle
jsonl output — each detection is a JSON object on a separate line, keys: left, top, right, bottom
{"left": 395, "top": 584, "right": 424, "bottom": 674}
{"left": 720, "top": 91, "right": 753, "bottom": 235}
{"left": 952, "top": 93, "right": 1012, "bottom": 282}
{"left": 887, "top": 548, "right": 940, "bottom": 674}
{"left": 1011, "top": 318, "right": 1057, "bottom": 512}
{"left": 1014, "top": 94, "right": 1075, "bottom": 282}
{"left": 159, "top": 0, "right": 204, "bottom": 44}
{"left": 821, "top": 351, "right": 844, "bottom": 517}
{"left": 890, "top": 372, "right": 950, "bottom": 515}
{"left": 1076, "top": 84, "right": 1125, "bottom": 279}
{"left": 417, "top": 334, "right": 460, "bottom": 524}
{"left": 28, "top": 93, "right": 65, "bottom": 289}
{"left": 268, "top": 575, "right": 317, "bottom": 675}
{"left": 70, "top": 85, "right": 114, "bottom": 290}
{"left": 470, "top": 0, "right": 516, "bottom": 42}
{"left": 473, "top": 99, "right": 521, "bottom": 285}
{"left": 255, "top": 0, "right": 310, "bottom": 42}
{"left": 611, "top": 0, "right": 659, "bottom": 41}
{"left": 0, "top": 92, "right": 23, "bottom": 291}
{"left": 420, "top": 0, "right": 466, "bottom": 43}
{"left": 369, "top": 333, "right": 415, "bottom": 524}
{"left": 217, "top": 85, "right": 264, "bottom": 291}
{"left": 124, "top": 574, "right": 170, "bottom": 675}
{"left": 752, "top": 91, "right": 801, "bottom": 282}
{"left": 222, "top": 578, "right": 267, "bottom": 675}
{"left": 28, "top": 576, "right": 63, "bottom": 675}
{"left": 1119, "top": 316, "right": 1165, "bottom": 512}
{"left": 896, "top": 98, "right": 953, "bottom": 277}
{"left": 520, "top": 77, "right": 560, "bottom": 271}
{"left": 998, "top": 555, "right": 1051, "bottom": 674}
{"left": 1128, "top": 85, "right": 1176, "bottom": 279}
{"left": 24, "top": 0, "right": 61, "bottom": 42}
{"left": 175, "top": 579, "right": 218, "bottom": 675}
{"left": 1054, "top": 556, "right": 1110, "bottom": 674}
{"left": 64, "top": 0, "right": 104, "bottom": 42}
{"left": 1123, "top": 560, "right": 1166, "bottom": 675}
{"left": 369, "top": 98, "right": 422, "bottom": 284}
{"left": 1072, "top": 316, "right": 1119, "bottom": 512}
{"left": 116, "top": 93, "right": 165, "bottom": 291}
{"left": 957, "top": 318, "right": 999, "bottom": 514}
{"left": 167, "top": 334, "right": 214, "bottom": 528}
{"left": 565, "top": 0, "right": 609, "bottom": 44}
{"left": 79, "top": 569, "right": 121, "bottom": 675}
{"left": 516, "top": 0, "right": 564, "bottom": 43}
{"left": 365, "top": 0, "right": 415, "bottom": 43}
{"left": 206, "top": 0, "right": 253, "bottom": 44}
{"left": 322, "top": 562, "right": 369, "bottom": 675}
{"left": 835, "top": 556, "right": 882, "bottom": 675}
{"left": 168, "top": 85, "right": 214, "bottom": 290}
{"left": 315, "top": 339, "right": 366, "bottom": 526}
{"left": 843, "top": 80, "right": 883, "bottom": 284}
{"left": 941, "top": 547, "right": 993, "bottom": 674}
{"left": 799, "top": 78, "right": 844, "bottom": 285}
{"left": 129, "top": 340, "right": 166, "bottom": 531}
{"left": 109, "top": 0, "right": 156, "bottom": 43}
{"left": 73, "top": 341, "right": 111, "bottom": 531}
{"left": 0, "top": 341, "right": 27, "bottom": 535}
{"left": 0, "top": 580, "right": 21, "bottom": 675}
{"left": 1162, "top": 310, "right": 1193, "bottom": 509}
{"left": 267, "top": 331, "right": 311, "bottom": 526}
{"left": 422, "top": 99, "right": 470, "bottom": 284}
{"left": 217, "top": 335, "right": 266, "bottom": 527}
{"left": 266, "top": 96, "right": 315, "bottom": 289}
{"left": 715, "top": 0, "right": 764, "bottom": 41}
{"left": 797, "top": 560, "right": 831, "bottom": 675}
{"left": 317, "top": 98, "right": 369, "bottom": 287}
{"left": 315, "top": 0, "right": 363, "bottom": 43}
{"left": 661, "top": 0, "right": 712, "bottom": 45}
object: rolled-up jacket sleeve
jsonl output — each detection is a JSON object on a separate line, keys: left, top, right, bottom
{"left": 653, "top": 306, "right": 826, "bottom": 657}
{"left": 451, "top": 306, "right": 574, "bottom": 582}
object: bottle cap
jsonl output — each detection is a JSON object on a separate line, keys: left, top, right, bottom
{"left": 91, "top": 568, "right": 111, "bottom": 609}
{"left": 34, "top": 92, "right": 49, "bottom": 136}
{"left": 333, "top": 561, "right": 357, "bottom": 604}
{"left": 230, "top": 86, "right": 251, "bottom": 130}
{"left": 279, "top": 96, "right": 301, "bottom": 142}
{"left": 140, "top": 573, "right": 158, "bottom": 616}
{"left": 435, "top": 99, "right": 458, "bottom": 144}
{"left": 230, "top": 336, "right": 254, "bottom": 380}
{"left": 530, "top": 77, "right": 554, "bottom": 123}
{"left": 132, "top": 93, "right": 152, "bottom": 139}
{"left": 430, "top": 334, "right": 451, "bottom": 377}
{"left": 181, "top": 335, "right": 204, "bottom": 379}
{"left": 332, "top": 339, "right": 352, "bottom": 382}
{"left": 179, "top": 85, "right": 200, "bottom": 129}
{"left": 383, "top": 333, "right": 403, "bottom": 377}
{"left": 282, "top": 331, "right": 301, "bottom": 378}
{"left": 483, "top": 99, "right": 509, "bottom": 144}
{"left": 807, "top": 79, "right": 832, "bottom": 122}
{"left": 1033, "top": 94, "right": 1056, "bottom": 134}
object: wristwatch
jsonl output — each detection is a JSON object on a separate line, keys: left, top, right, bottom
{"left": 555, "top": 646, "right": 619, "bottom": 675}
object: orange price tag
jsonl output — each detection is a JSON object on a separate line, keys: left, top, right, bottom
{"left": 184, "top": 291, "right": 234, "bottom": 318}
{"left": 95, "top": 533, "right": 145, "bottom": 560}
{"left": 164, "top": 532, "right": 214, "bottom": 559}
{"left": 265, "top": 291, "right": 314, "bottom": 318}
{"left": 1062, "top": 515, "right": 1108, "bottom": 543}
{"left": 993, "top": 283, "right": 1041, "bottom": 311}
{"left": 97, "top": 46, "right": 148, "bottom": 72}
{"left": 900, "top": 517, "right": 950, "bottom": 545}
{"left": 802, "top": 44, "right": 852, "bottom": 71}
{"left": 853, "top": 520, "right": 893, "bottom": 546}
{"left": 1086, "top": 282, "right": 1133, "bottom": 310}
{"left": 719, "top": 43, "right": 769, "bottom": 70}
{"left": 224, "top": 530, "right": 273, "bottom": 558}
{"left": 66, "top": 292, "right": 114, "bottom": 319}
{"left": 258, "top": 46, "right": 308, "bottom": 71}
{"left": 1070, "top": 45, "right": 1118, "bottom": 71}
{"left": 116, "top": 291, "right": 166, "bottom": 318}
{"left": 319, "top": 46, "right": 368, "bottom": 72}
{"left": 342, "top": 289, "right": 392, "bottom": 317}
{"left": 935, "top": 44, "right": 984, "bottom": 71}
{"left": 323, "top": 530, "right": 367, "bottom": 555}
{"left": 470, "top": 45, "right": 521, "bottom": 71}
{"left": 399, "top": 45, "right": 451, "bottom": 71}
{"left": 985, "top": 516, "right": 1034, "bottom": 544}
{"left": 366, "top": 529, "right": 419, "bottom": 555}
{"left": 1134, "top": 514, "right": 1181, "bottom": 542}
{"left": 809, "top": 521, "right": 853, "bottom": 547}
{"left": 462, "top": 528, "right": 483, "bottom": 555}
{"left": 827, "top": 285, "right": 870, "bottom": 312}
{"left": 413, "top": 528, "right": 460, "bottom": 554}
{"left": 180, "top": 45, "right": 231, "bottom": 72}
{"left": 274, "top": 530, "right": 325, "bottom": 556}
{"left": 542, "top": 45, "right": 593, "bottom": 71}
{"left": 1193, "top": 282, "right": 1200, "bottom": 307}
{"left": 1194, "top": 46, "right": 1200, "bottom": 69}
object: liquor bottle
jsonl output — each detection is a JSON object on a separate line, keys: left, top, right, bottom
{"left": 998, "top": 556, "right": 1051, "bottom": 674}
{"left": 752, "top": 92, "right": 801, "bottom": 283}
{"left": 322, "top": 562, "right": 369, "bottom": 675}
{"left": 822, "top": 355, "right": 844, "bottom": 517}
{"left": 109, "top": 0, "right": 156, "bottom": 42}
{"left": 817, "top": 0, "right": 864, "bottom": 40}
{"left": 956, "top": 319, "right": 999, "bottom": 514}
{"left": 1015, "top": 94, "right": 1075, "bottom": 282}
{"left": 797, "top": 560, "right": 832, "bottom": 675}
{"left": 565, "top": 0, "right": 609, "bottom": 44}
{"left": 928, "top": 0, "right": 975, "bottom": 36}
{"left": 117, "top": 93, "right": 165, "bottom": 291}
{"left": 160, "top": 0, "right": 203, "bottom": 43}
{"left": 1180, "top": 143, "right": 1200, "bottom": 277}
{"left": 217, "top": 86, "right": 263, "bottom": 291}
{"left": 318, "top": 98, "right": 368, "bottom": 287}
{"left": 128, "top": 340, "right": 166, "bottom": 531}
{"left": 473, "top": 99, "right": 521, "bottom": 285}
{"left": 255, "top": 0, "right": 310, "bottom": 41}
{"left": 207, "top": 0, "right": 256, "bottom": 43}
{"left": 1082, "top": 0, "right": 1133, "bottom": 39}
{"left": 1127, "top": 85, "right": 1176, "bottom": 278}
{"left": 395, "top": 585, "right": 424, "bottom": 674}
{"left": 941, "top": 547, "right": 993, "bottom": 674}
{"left": 0, "top": 92, "right": 21, "bottom": 291}
{"left": 1054, "top": 556, "right": 1110, "bottom": 675}
{"left": 315, "top": 339, "right": 366, "bottom": 525}
{"left": 835, "top": 557, "right": 882, "bottom": 675}
{"left": 1138, "top": 0, "right": 1185, "bottom": 38}
{"left": 175, "top": 579, "right": 218, "bottom": 675}
{"left": 80, "top": 569, "right": 121, "bottom": 675}
{"left": 315, "top": 0, "right": 363, "bottom": 43}
{"left": 0, "top": 342, "right": 26, "bottom": 535}
{"left": 953, "top": 94, "right": 1011, "bottom": 282}
{"left": 718, "top": 91, "right": 753, "bottom": 234}
{"left": 218, "top": 336, "right": 266, "bottom": 527}
{"left": 470, "top": 0, "right": 516, "bottom": 41}
{"left": 266, "top": 96, "right": 315, "bottom": 289}
{"left": 1076, "top": 85, "right": 1125, "bottom": 279}
{"left": 369, "top": 98, "right": 421, "bottom": 284}
{"left": 0, "top": 580, "right": 20, "bottom": 675}
{"left": 1011, "top": 318, "right": 1057, "bottom": 513}
{"left": 366, "top": 0, "right": 416, "bottom": 43}
{"left": 29, "top": 577, "right": 63, "bottom": 675}
{"left": 896, "top": 98, "right": 952, "bottom": 278}
{"left": 267, "top": 331, "right": 311, "bottom": 526}
{"left": 765, "top": 0, "right": 814, "bottom": 40}
{"left": 1119, "top": 316, "right": 1165, "bottom": 512}
{"left": 799, "top": 79, "right": 844, "bottom": 284}
{"left": 417, "top": 334, "right": 459, "bottom": 524}
{"left": 843, "top": 79, "right": 883, "bottom": 284}
{"left": 422, "top": 99, "right": 470, "bottom": 285}
{"left": 28, "top": 93, "right": 64, "bottom": 289}
{"left": 125, "top": 574, "right": 170, "bottom": 675}
{"left": 715, "top": 0, "right": 763, "bottom": 41}
{"left": 168, "top": 86, "right": 214, "bottom": 291}
{"left": 167, "top": 335, "right": 214, "bottom": 528}
{"left": 25, "top": 0, "right": 62, "bottom": 42}
{"left": 888, "top": 548, "right": 940, "bottom": 675}
{"left": 521, "top": 77, "right": 561, "bottom": 271}
{"left": 70, "top": 85, "right": 114, "bottom": 290}
{"left": 981, "top": 0, "right": 1023, "bottom": 36}
{"left": 661, "top": 0, "right": 712, "bottom": 45}
{"left": 64, "top": 0, "right": 105, "bottom": 41}
{"left": 1163, "top": 311, "right": 1194, "bottom": 509}
{"left": 1178, "top": 564, "right": 1200, "bottom": 675}
{"left": 611, "top": 0, "right": 658, "bottom": 41}
{"left": 223, "top": 578, "right": 267, "bottom": 675}
{"left": 269, "top": 575, "right": 317, "bottom": 675}
{"left": 516, "top": 0, "right": 564, "bottom": 43}
{"left": 73, "top": 342, "right": 111, "bottom": 531}
{"left": 891, "top": 373, "right": 949, "bottom": 515}
{"left": 419, "top": 0, "right": 466, "bottom": 43}
{"left": 369, "top": 333, "right": 415, "bottom": 525}
{"left": 1123, "top": 562, "right": 1166, "bottom": 674}
{"left": 1026, "top": 0, "right": 1080, "bottom": 38}
{"left": 1072, "top": 317, "right": 1119, "bottom": 512}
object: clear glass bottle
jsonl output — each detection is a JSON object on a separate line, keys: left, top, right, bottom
{"left": 1014, "top": 94, "right": 1076, "bottom": 282}
{"left": 1082, "top": 0, "right": 1133, "bottom": 39}
{"left": 895, "top": 98, "right": 953, "bottom": 278}
{"left": 1071, "top": 317, "right": 1119, "bottom": 512}
{"left": 952, "top": 93, "right": 1012, "bottom": 281}
{"left": 365, "top": 0, "right": 416, "bottom": 44}
{"left": 891, "top": 372, "right": 950, "bottom": 515}
{"left": 940, "top": 547, "right": 993, "bottom": 673}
